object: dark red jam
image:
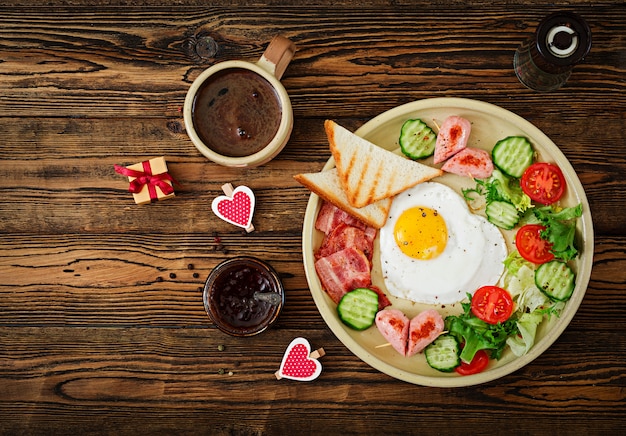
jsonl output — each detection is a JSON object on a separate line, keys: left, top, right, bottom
{"left": 204, "top": 257, "right": 283, "bottom": 336}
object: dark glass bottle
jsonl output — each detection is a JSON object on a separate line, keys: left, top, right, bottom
{"left": 514, "top": 12, "right": 592, "bottom": 91}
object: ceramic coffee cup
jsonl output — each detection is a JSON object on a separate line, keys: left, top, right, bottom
{"left": 183, "top": 36, "right": 296, "bottom": 167}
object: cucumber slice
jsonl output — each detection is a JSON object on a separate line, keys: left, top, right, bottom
{"left": 337, "top": 288, "right": 379, "bottom": 330}
{"left": 535, "top": 260, "right": 576, "bottom": 301}
{"left": 425, "top": 334, "right": 460, "bottom": 373}
{"left": 399, "top": 119, "right": 437, "bottom": 159}
{"left": 492, "top": 136, "right": 534, "bottom": 178}
{"left": 485, "top": 200, "right": 520, "bottom": 230}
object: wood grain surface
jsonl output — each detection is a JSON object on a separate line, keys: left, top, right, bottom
{"left": 1, "top": 1, "right": 625, "bottom": 435}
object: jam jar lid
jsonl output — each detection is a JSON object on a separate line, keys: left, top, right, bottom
{"left": 203, "top": 256, "right": 284, "bottom": 337}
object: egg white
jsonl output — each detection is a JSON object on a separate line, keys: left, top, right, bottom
{"left": 379, "top": 182, "right": 507, "bottom": 304}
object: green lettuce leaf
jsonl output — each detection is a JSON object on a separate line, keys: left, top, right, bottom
{"left": 445, "top": 294, "right": 518, "bottom": 364}
{"left": 489, "top": 169, "right": 533, "bottom": 213}
{"left": 506, "top": 311, "right": 543, "bottom": 357}
{"left": 533, "top": 204, "right": 582, "bottom": 261}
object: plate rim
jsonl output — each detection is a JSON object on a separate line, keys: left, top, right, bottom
{"left": 302, "top": 97, "right": 594, "bottom": 387}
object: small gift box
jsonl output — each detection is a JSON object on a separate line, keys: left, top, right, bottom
{"left": 114, "top": 156, "right": 176, "bottom": 205}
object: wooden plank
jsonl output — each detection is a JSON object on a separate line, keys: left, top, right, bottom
{"left": 0, "top": 115, "right": 624, "bottom": 234}
{"left": 0, "top": 6, "right": 623, "bottom": 118}
{"left": 0, "top": 235, "right": 623, "bottom": 328}
{"left": 0, "top": 326, "right": 624, "bottom": 434}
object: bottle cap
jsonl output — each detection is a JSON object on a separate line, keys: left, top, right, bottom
{"left": 536, "top": 12, "right": 591, "bottom": 67}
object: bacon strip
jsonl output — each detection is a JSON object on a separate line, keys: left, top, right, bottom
{"left": 368, "top": 285, "right": 392, "bottom": 311}
{"left": 315, "top": 201, "right": 368, "bottom": 235}
{"left": 313, "top": 202, "right": 391, "bottom": 310}
{"left": 316, "top": 223, "right": 375, "bottom": 262}
{"left": 314, "top": 247, "right": 371, "bottom": 305}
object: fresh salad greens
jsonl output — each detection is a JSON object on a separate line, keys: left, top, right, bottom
{"left": 489, "top": 168, "right": 533, "bottom": 213}
{"left": 532, "top": 204, "right": 583, "bottom": 261}
{"left": 444, "top": 293, "right": 519, "bottom": 364}
{"left": 501, "top": 251, "right": 566, "bottom": 357}
{"left": 463, "top": 168, "right": 582, "bottom": 262}
{"left": 463, "top": 168, "right": 532, "bottom": 217}
{"left": 432, "top": 242, "right": 574, "bottom": 372}
{"left": 456, "top": 140, "right": 584, "bottom": 366}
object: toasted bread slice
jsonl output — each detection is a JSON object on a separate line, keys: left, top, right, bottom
{"left": 294, "top": 168, "right": 391, "bottom": 229}
{"left": 325, "top": 120, "right": 443, "bottom": 208}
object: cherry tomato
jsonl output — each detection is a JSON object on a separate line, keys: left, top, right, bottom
{"left": 520, "top": 162, "right": 566, "bottom": 205}
{"left": 471, "top": 285, "right": 514, "bottom": 325}
{"left": 516, "top": 224, "right": 555, "bottom": 264}
{"left": 455, "top": 349, "right": 489, "bottom": 376}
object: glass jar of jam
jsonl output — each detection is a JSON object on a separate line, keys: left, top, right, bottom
{"left": 203, "top": 256, "right": 284, "bottom": 337}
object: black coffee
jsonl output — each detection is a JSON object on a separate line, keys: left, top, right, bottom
{"left": 192, "top": 68, "right": 282, "bottom": 157}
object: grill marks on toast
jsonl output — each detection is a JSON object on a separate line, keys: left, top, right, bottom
{"left": 326, "top": 120, "right": 443, "bottom": 208}
{"left": 293, "top": 169, "right": 391, "bottom": 229}
{"left": 293, "top": 120, "right": 443, "bottom": 228}
{"left": 349, "top": 153, "right": 378, "bottom": 207}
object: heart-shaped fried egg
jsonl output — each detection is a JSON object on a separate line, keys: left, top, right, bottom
{"left": 379, "top": 182, "right": 507, "bottom": 304}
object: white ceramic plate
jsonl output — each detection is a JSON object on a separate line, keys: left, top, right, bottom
{"left": 302, "top": 98, "right": 593, "bottom": 387}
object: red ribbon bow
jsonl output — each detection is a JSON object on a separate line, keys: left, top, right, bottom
{"left": 114, "top": 160, "right": 176, "bottom": 201}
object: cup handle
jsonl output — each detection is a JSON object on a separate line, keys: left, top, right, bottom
{"left": 256, "top": 36, "right": 296, "bottom": 80}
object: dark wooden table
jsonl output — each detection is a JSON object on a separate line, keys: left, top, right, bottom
{"left": 1, "top": 1, "right": 625, "bottom": 434}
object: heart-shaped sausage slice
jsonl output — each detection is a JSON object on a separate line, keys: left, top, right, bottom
{"left": 375, "top": 309, "right": 409, "bottom": 356}
{"left": 406, "top": 309, "right": 445, "bottom": 357}
{"left": 433, "top": 115, "right": 471, "bottom": 164}
{"left": 376, "top": 309, "right": 445, "bottom": 357}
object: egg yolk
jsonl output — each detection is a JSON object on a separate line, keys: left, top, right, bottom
{"left": 394, "top": 206, "right": 447, "bottom": 260}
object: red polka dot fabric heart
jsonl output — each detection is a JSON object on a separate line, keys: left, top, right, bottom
{"left": 211, "top": 186, "right": 255, "bottom": 229}
{"left": 277, "top": 337, "right": 323, "bottom": 381}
